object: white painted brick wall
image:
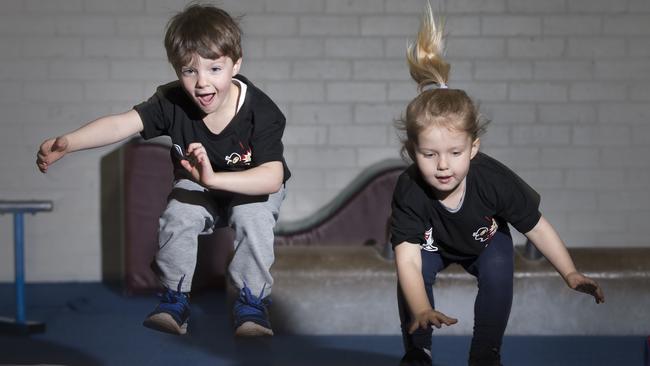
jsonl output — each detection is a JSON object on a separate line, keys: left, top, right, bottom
{"left": 475, "top": 61, "right": 533, "bottom": 80}
{"left": 567, "top": 38, "right": 625, "bottom": 59}
{"left": 533, "top": 61, "right": 593, "bottom": 81}
{"left": 483, "top": 16, "right": 542, "bottom": 36}
{"left": 1, "top": 0, "right": 649, "bottom": 282}
{"left": 543, "top": 16, "right": 601, "bottom": 36}
{"left": 482, "top": 103, "right": 536, "bottom": 124}
{"left": 508, "top": 38, "right": 565, "bottom": 58}
{"left": 538, "top": 104, "right": 596, "bottom": 124}
{"left": 445, "top": 0, "right": 505, "bottom": 14}
{"left": 449, "top": 38, "right": 507, "bottom": 58}
{"left": 508, "top": 0, "right": 565, "bottom": 14}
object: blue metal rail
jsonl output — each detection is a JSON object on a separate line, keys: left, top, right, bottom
{"left": 0, "top": 200, "right": 53, "bottom": 334}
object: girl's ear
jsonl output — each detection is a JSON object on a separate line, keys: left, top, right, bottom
{"left": 470, "top": 138, "right": 480, "bottom": 159}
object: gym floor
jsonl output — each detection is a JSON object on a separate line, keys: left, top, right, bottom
{"left": 0, "top": 283, "right": 645, "bottom": 366}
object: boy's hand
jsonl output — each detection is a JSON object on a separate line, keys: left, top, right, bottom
{"left": 565, "top": 271, "right": 605, "bottom": 304}
{"left": 36, "top": 136, "right": 69, "bottom": 173}
{"left": 180, "top": 142, "right": 215, "bottom": 186}
{"left": 409, "top": 309, "right": 458, "bottom": 334}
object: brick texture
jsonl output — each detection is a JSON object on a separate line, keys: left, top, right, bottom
{"left": 1, "top": 0, "right": 648, "bottom": 282}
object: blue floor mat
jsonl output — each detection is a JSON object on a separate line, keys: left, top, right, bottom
{"left": 0, "top": 283, "right": 645, "bottom": 366}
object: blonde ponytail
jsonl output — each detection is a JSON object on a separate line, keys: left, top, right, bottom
{"left": 395, "top": 3, "right": 489, "bottom": 162}
{"left": 406, "top": 2, "right": 450, "bottom": 92}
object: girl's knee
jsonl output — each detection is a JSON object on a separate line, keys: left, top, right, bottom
{"left": 482, "top": 251, "right": 513, "bottom": 272}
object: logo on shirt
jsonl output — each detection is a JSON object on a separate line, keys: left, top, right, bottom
{"left": 472, "top": 217, "right": 498, "bottom": 244}
{"left": 420, "top": 227, "right": 439, "bottom": 252}
{"left": 225, "top": 142, "right": 252, "bottom": 166}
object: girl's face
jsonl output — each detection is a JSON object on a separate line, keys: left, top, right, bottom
{"left": 414, "top": 124, "right": 480, "bottom": 199}
{"left": 177, "top": 53, "right": 242, "bottom": 116}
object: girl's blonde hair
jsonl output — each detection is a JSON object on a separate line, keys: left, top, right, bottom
{"left": 396, "top": 2, "right": 488, "bottom": 161}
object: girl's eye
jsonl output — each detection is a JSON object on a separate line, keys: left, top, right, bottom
{"left": 452, "top": 151, "right": 461, "bottom": 156}
{"left": 211, "top": 66, "right": 222, "bottom": 72}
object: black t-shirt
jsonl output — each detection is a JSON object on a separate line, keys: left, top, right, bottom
{"left": 390, "top": 152, "right": 541, "bottom": 260}
{"left": 133, "top": 74, "right": 291, "bottom": 183}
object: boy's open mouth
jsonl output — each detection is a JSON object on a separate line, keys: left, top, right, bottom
{"left": 197, "top": 93, "right": 215, "bottom": 106}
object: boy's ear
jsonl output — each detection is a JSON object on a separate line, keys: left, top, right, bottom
{"left": 232, "top": 58, "right": 242, "bottom": 76}
{"left": 470, "top": 138, "right": 480, "bottom": 159}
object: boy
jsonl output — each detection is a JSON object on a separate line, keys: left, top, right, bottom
{"left": 36, "top": 4, "right": 290, "bottom": 337}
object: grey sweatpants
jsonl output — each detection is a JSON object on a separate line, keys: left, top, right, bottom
{"left": 155, "top": 178, "right": 285, "bottom": 296}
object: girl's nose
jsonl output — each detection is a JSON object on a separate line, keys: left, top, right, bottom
{"left": 437, "top": 156, "right": 448, "bottom": 170}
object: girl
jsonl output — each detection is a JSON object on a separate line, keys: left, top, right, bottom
{"left": 390, "top": 4, "right": 605, "bottom": 366}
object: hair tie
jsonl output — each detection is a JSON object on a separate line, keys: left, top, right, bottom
{"left": 421, "top": 82, "right": 448, "bottom": 92}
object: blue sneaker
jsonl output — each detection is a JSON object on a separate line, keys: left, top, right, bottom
{"left": 233, "top": 283, "right": 273, "bottom": 336}
{"left": 143, "top": 277, "right": 190, "bottom": 335}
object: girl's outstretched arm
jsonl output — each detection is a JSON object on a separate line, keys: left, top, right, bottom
{"left": 525, "top": 215, "right": 605, "bottom": 304}
{"left": 395, "top": 242, "right": 458, "bottom": 333}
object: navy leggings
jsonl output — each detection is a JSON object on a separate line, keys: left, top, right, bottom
{"left": 397, "top": 231, "right": 514, "bottom": 359}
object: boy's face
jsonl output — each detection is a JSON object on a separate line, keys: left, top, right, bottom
{"left": 414, "top": 124, "right": 479, "bottom": 199}
{"left": 177, "top": 54, "right": 242, "bottom": 116}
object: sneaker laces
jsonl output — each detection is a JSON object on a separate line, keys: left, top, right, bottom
{"left": 234, "top": 282, "right": 270, "bottom": 317}
{"left": 158, "top": 275, "right": 189, "bottom": 313}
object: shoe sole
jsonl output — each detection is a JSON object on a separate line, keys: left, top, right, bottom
{"left": 142, "top": 313, "right": 188, "bottom": 335}
{"left": 234, "top": 321, "right": 274, "bottom": 337}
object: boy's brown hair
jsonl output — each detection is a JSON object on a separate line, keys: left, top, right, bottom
{"left": 164, "top": 3, "right": 242, "bottom": 71}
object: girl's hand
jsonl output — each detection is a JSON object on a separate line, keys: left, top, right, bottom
{"left": 565, "top": 271, "right": 605, "bottom": 304}
{"left": 36, "top": 136, "right": 69, "bottom": 173}
{"left": 180, "top": 142, "right": 215, "bottom": 186}
{"left": 409, "top": 309, "right": 458, "bottom": 334}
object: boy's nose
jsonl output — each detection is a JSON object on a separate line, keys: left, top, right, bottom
{"left": 196, "top": 73, "right": 208, "bottom": 87}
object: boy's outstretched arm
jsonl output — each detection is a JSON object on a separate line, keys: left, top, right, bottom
{"left": 36, "top": 110, "right": 144, "bottom": 173}
{"left": 180, "top": 142, "right": 283, "bottom": 195}
{"left": 395, "top": 242, "right": 458, "bottom": 333}
{"left": 525, "top": 215, "right": 605, "bottom": 304}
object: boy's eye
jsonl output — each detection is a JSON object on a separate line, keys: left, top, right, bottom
{"left": 181, "top": 68, "right": 195, "bottom": 76}
{"left": 211, "top": 66, "right": 222, "bottom": 72}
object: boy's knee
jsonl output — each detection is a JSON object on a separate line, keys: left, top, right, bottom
{"left": 230, "top": 201, "right": 277, "bottom": 224}
{"left": 230, "top": 209, "right": 275, "bottom": 231}
{"left": 162, "top": 200, "right": 212, "bottom": 228}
